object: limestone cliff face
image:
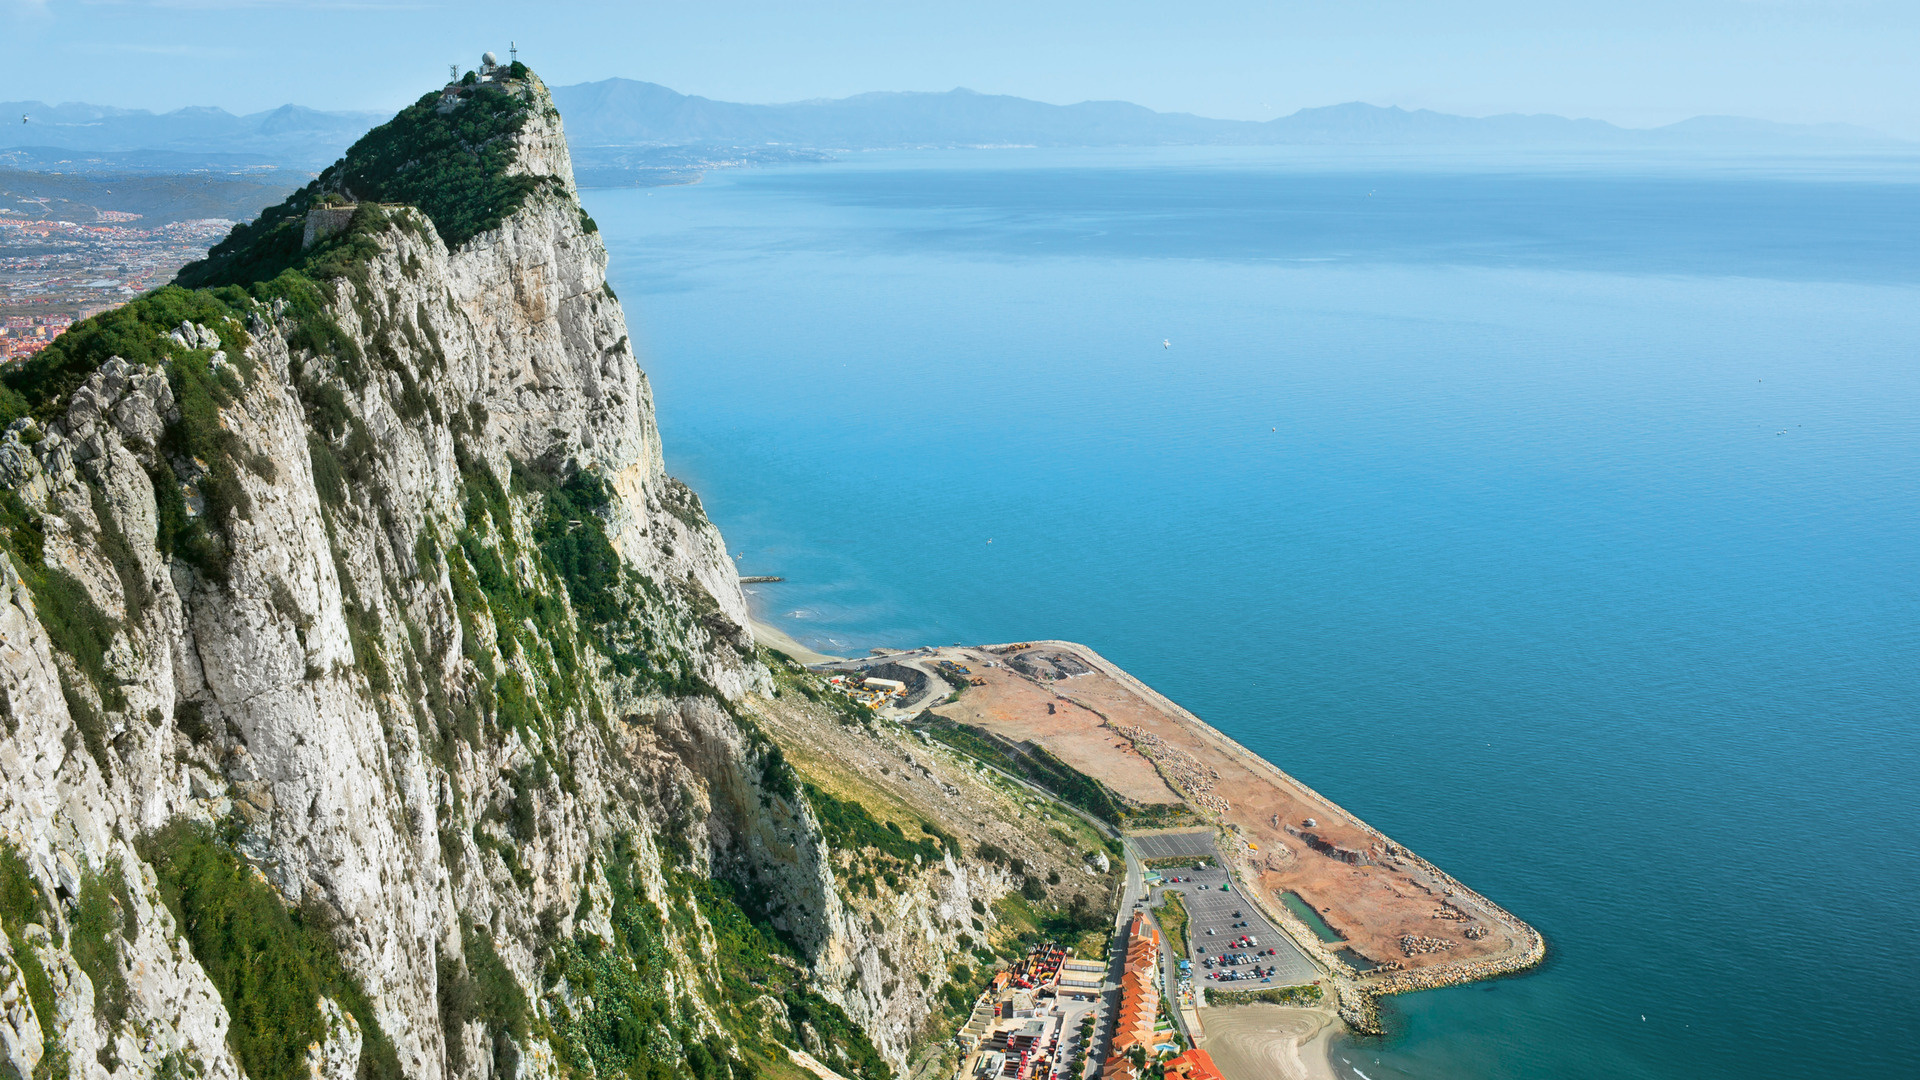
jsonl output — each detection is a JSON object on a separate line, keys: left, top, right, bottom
{"left": 0, "top": 70, "right": 1115, "bottom": 1080}
{"left": 0, "top": 72, "right": 884, "bottom": 1080}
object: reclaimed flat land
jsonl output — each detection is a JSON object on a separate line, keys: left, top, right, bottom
{"left": 929, "top": 653, "right": 1184, "bottom": 807}
{"left": 924, "top": 641, "right": 1537, "bottom": 981}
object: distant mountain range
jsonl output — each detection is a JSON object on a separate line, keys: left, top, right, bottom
{"left": 2, "top": 82, "right": 1906, "bottom": 179}
{"left": 0, "top": 101, "right": 386, "bottom": 171}
{"left": 549, "top": 80, "right": 1904, "bottom": 152}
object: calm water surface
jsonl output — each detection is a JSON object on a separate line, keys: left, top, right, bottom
{"left": 581, "top": 148, "right": 1920, "bottom": 1080}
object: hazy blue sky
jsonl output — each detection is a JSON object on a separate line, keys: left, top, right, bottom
{"left": 5, "top": 0, "right": 1917, "bottom": 136}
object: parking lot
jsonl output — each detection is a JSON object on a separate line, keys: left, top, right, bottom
{"left": 1131, "top": 831, "right": 1218, "bottom": 861}
{"left": 1150, "top": 863, "right": 1320, "bottom": 990}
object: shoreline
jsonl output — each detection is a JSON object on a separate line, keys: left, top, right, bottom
{"left": 1306, "top": 1022, "right": 1337, "bottom": 1080}
{"left": 1199, "top": 1003, "right": 1341, "bottom": 1080}
{"left": 888, "top": 635, "right": 1542, "bottom": 1056}
{"left": 737, "top": 574, "right": 848, "bottom": 665}
{"left": 749, "top": 617, "right": 845, "bottom": 665}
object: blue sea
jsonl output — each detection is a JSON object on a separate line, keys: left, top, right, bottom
{"left": 580, "top": 146, "right": 1920, "bottom": 1080}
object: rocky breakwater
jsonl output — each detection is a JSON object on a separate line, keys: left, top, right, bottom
{"left": 1353, "top": 851, "right": 1546, "bottom": 1001}
{"left": 0, "top": 61, "right": 933, "bottom": 1080}
{"left": 1217, "top": 844, "right": 1542, "bottom": 1036}
{"left": 1212, "top": 783, "right": 1542, "bottom": 1035}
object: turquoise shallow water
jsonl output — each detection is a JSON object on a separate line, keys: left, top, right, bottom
{"left": 581, "top": 149, "right": 1920, "bottom": 1080}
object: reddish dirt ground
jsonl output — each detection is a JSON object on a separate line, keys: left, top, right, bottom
{"left": 929, "top": 653, "right": 1182, "bottom": 807}
{"left": 924, "top": 642, "right": 1532, "bottom": 975}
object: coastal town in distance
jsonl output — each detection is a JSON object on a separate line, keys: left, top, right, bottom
{"left": 0, "top": 212, "right": 238, "bottom": 360}
{"left": 0, "top": 165, "right": 290, "bottom": 361}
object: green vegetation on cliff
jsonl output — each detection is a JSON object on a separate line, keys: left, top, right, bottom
{"left": 545, "top": 837, "right": 891, "bottom": 1080}
{"left": 439, "top": 925, "right": 530, "bottom": 1076}
{"left": 525, "top": 468, "right": 621, "bottom": 621}
{"left": 801, "top": 780, "right": 963, "bottom": 899}
{"left": 427, "top": 451, "right": 712, "bottom": 777}
{"left": 69, "top": 865, "right": 134, "bottom": 1036}
{"left": 0, "top": 285, "right": 247, "bottom": 427}
{"left": 0, "top": 65, "right": 553, "bottom": 585}
{"left": 803, "top": 782, "right": 948, "bottom": 865}
{"left": 674, "top": 872, "right": 891, "bottom": 1080}
{"left": 0, "top": 846, "right": 65, "bottom": 1080}
{"left": 0, "top": 487, "right": 128, "bottom": 776}
{"left": 179, "top": 79, "right": 542, "bottom": 290}
{"left": 0, "top": 288, "right": 278, "bottom": 741}
{"left": 140, "top": 822, "right": 401, "bottom": 1080}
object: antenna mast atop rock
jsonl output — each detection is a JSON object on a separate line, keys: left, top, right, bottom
{"left": 449, "top": 63, "right": 458, "bottom": 82}
{"left": 510, "top": 41, "right": 518, "bottom": 64}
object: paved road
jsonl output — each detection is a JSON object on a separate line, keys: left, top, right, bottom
{"left": 1089, "top": 837, "right": 1212, "bottom": 1069}
{"left": 1092, "top": 839, "right": 1148, "bottom": 1068}
{"left": 887, "top": 654, "right": 954, "bottom": 715}
{"left": 1049, "top": 982, "right": 1103, "bottom": 1080}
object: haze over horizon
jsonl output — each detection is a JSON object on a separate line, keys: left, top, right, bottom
{"left": 5, "top": 0, "right": 1917, "bottom": 139}
{"left": 9, "top": 79, "right": 1908, "bottom": 181}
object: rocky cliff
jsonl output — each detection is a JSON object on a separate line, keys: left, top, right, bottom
{"left": 0, "top": 67, "right": 1117, "bottom": 1080}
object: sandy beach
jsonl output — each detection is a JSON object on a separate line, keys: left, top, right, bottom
{"left": 1200, "top": 1004, "right": 1340, "bottom": 1080}
{"left": 751, "top": 617, "right": 843, "bottom": 665}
